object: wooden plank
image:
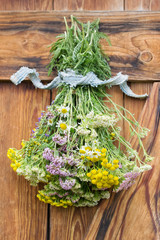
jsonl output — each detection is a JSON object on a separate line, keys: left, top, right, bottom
{"left": 125, "top": 0, "right": 160, "bottom": 11}
{"left": 50, "top": 87, "right": 124, "bottom": 240}
{"left": 54, "top": 0, "right": 123, "bottom": 10}
{"left": 124, "top": 82, "right": 153, "bottom": 140}
{"left": 84, "top": 82, "right": 160, "bottom": 240}
{"left": 0, "top": 11, "right": 160, "bottom": 81}
{"left": 0, "top": 82, "right": 50, "bottom": 239}
{"left": 0, "top": 0, "right": 53, "bottom": 10}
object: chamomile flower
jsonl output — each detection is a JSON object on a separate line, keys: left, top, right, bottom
{"left": 57, "top": 120, "right": 69, "bottom": 132}
{"left": 59, "top": 105, "right": 70, "bottom": 118}
{"left": 91, "top": 149, "right": 101, "bottom": 159}
{"left": 48, "top": 118, "right": 53, "bottom": 126}
{"left": 92, "top": 139, "right": 99, "bottom": 146}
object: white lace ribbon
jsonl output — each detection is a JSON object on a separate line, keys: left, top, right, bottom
{"left": 10, "top": 67, "right": 148, "bottom": 98}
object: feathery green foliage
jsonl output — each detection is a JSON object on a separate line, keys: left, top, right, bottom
{"left": 48, "top": 16, "right": 111, "bottom": 80}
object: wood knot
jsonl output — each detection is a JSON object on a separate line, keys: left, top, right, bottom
{"left": 140, "top": 51, "right": 153, "bottom": 62}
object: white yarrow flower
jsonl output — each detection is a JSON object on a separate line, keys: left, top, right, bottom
{"left": 90, "top": 129, "right": 98, "bottom": 138}
{"left": 77, "top": 126, "right": 91, "bottom": 136}
{"left": 86, "top": 111, "right": 94, "bottom": 119}
{"left": 139, "top": 165, "right": 152, "bottom": 172}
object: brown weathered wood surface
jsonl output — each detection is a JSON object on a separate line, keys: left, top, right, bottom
{"left": 124, "top": 82, "right": 153, "bottom": 139}
{"left": 54, "top": 0, "right": 124, "bottom": 10}
{"left": 0, "top": 1, "right": 51, "bottom": 240}
{"left": 125, "top": 0, "right": 160, "bottom": 11}
{"left": 0, "top": 0, "right": 53, "bottom": 10}
{"left": 0, "top": 0, "right": 159, "bottom": 239}
{"left": 84, "top": 83, "right": 160, "bottom": 240}
{"left": 0, "top": 11, "right": 160, "bottom": 81}
{"left": 0, "top": 83, "right": 50, "bottom": 240}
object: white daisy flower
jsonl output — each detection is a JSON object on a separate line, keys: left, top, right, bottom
{"left": 90, "top": 149, "right": 101, "bottom": 159}
{"left": 79, "top": 146, "right": 91, "bottom": 155}
{"left": 48, "top": 118, "right": 53, "bottom": 126}
{"left": 59, "top": 105, "right": 70, "bottom": 118}
{"left": 92, "top": 139, "right": 99, "bottom": 146}
{"left": 57, "top": 120, "right": 69, "bottom": 132}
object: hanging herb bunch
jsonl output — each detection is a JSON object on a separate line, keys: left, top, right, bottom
{"left": 7, "top": 16, "right": 153, "bottom": 208}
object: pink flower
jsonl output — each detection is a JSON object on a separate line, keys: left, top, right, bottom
{"left": 115, "top": 171, "right": 140, "bottom": 192}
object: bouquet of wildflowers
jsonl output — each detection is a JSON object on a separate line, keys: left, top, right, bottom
{"left": 7, "top": 16, "right": 152, "bottom": 208}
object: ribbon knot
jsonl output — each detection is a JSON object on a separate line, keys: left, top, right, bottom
{"left": 10, "top": 67, "right": 148, "bottom": 98}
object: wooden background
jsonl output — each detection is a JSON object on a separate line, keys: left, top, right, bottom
{"left": 0, "top": 1, "right": 160, "bottom": 240}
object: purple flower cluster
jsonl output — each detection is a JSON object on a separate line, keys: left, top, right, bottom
{"left": 46, "top": 111, "right": 55, "bottom": 119}
{"left": 43, "top": 149, "right": 69, "bottom": 176}
{"left": 43, "top": 148, "right": 54, "bottom": 161}
{"left": 59, "top": 177, "right": 76, "bottom": 190}
{"left": 45, "top": 133, "right": 50, "bottom": 137}
{"left": 38, "top": 116, "right": 42, "bottom": 122}
{"left": 43, "top": 148, "right": 79, "bottom": 177}
{"left": 116, "top": 172, "right": 140, "bottom": 192}
{"left": 46, "top": 155, "right": 67, "bottom": 176}
{"left": 52, "top": 134, "right": 67, "bottom": 145}
{"left": 58, "top": 145, "right": 67, "bottom": 153}
{"left": 46, "top": 158, "right": 76, "bottom": 177}
{"left": 63, "top": 155, "right": 80, "bottom": 167}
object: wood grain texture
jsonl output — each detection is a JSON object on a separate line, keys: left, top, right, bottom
{"left": 54, "top": 0, "right": 124, "bottom": 10}
{"left": 0, "top": 0, "right": 53, "bottom": 10}
{"left": 124, "top": 83, "right": 153, "bottom": 140}
{"left": 0, "top": 11, "right": 160, "bottom": 81}
{"left": 125, "top": 0, "right": 160, "bottom": 11}
{"left": 50, "top": 86, "right": 124, "bottom": 240}
{"left": 0, "top": 82, "right": 50, "bottom": 240}
{"left": 85, "top": 83, "right": 160, "bottom": 240}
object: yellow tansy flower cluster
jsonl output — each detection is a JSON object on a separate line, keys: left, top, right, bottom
{"left": 101, "top": 159, "right": 119, "bottom": 171}
{"left": 7, "top": 148, "right": 21, "bottom": 172}
{"left": 87, "top": 169, "right": 119, "bottom": 189}
{"left": 37, "top": 192, "right": 73, "bottom": 208}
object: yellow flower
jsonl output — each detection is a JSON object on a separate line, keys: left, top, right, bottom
{"left": 110, "top": 166, "right": 116, "bottom": 171}
{"left": 114, "top": 164, "right": 119, "bottom": 169}
{"left": 87, "top": 172, "right": 92, "bottom": 178}
{"left": 60, "top": 123, "right": 67, "bottom": 130}
{"left": 97, "top": 182, "right": 102, "bottom": 188}
{"left": 85, "top": 146, "right": 92, "bottom": 151}
{"left": 102, "top": 170, "right": 108, "bottom": 176}
{"left": 113, "top": 176, "right": 119, "bottom": 181}
{"left": 79, "top": 149, "right": 86, "bottom": 154}
{"left": 111, "top": 132, "right": 115, "bottom": 137}
{"left": 21, "top": 141, "right": 25, "bottom": 148}
{"left": 16, "top": 163, "right": 21, "bottom": 167}
{"left": 91, "top": 169, "right": 97, "bottom": 175}
{"left": 108, "top": 174, "right": 113, "bottom": 179}
{"left": 106, "top": 163, "right": 112, "bottom": 169}
{"left": 92, "top": 179, "right": 97, "bottom": 184}
{"left": 102, "top": 158, "right": 108, "bottom": 164}
{"left": 101, "top": 153, "right": 106, "bottom": 157}
{"left": 113, "top": 159, "right": 119, "bottom": 164}
{"left": 101, "top": 148, "right": 107, "bottom": 153}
